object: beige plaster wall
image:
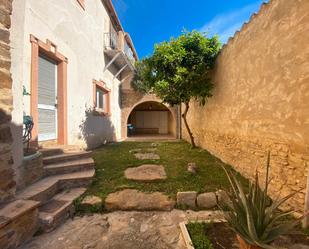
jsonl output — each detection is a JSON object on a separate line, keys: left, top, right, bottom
{"left": 183, "top": 0, "right": 309, "bottom": 212}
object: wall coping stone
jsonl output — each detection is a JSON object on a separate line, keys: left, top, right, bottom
{"left": 0, "top": 199, "right": 39, "bottom": 229}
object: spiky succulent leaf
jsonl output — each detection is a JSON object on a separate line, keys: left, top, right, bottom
{"left": 221, "top": 153, "right": 303, "bottom": 248}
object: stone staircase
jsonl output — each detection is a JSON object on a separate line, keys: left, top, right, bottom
{"left": 16, "top": 147, "right": 95, "bottom": 232}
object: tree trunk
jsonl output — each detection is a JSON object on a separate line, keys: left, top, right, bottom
{"left": 182, "top": 102, "right": 196, "bottom": 148}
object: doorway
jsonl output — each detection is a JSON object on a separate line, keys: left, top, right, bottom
{"left": 38, "top": 54, "right": 58, "bottom": 141}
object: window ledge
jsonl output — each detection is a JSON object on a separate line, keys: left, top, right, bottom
{"left": 93, "top": 108, "right": 111, "bottom": 117}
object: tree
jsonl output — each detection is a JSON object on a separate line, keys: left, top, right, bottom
{"left": 132, "top": 31, "right": 221, "bottom": 148}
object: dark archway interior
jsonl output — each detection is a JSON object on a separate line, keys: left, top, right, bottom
{"left": 127, "top": 101, "right": 176, "bottom": 137}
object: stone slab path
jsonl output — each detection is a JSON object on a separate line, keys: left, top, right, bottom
{"left": 105, "top": 189, "right": 175, "bottom": 211}
{"left": 20, "top": 210, "right": 224, "bottom": 249}
{"left": 134, "top": 152, "right": 160, "bottom": 160}
{"left": 124, "top": 164, "right": 167, "bottom": 181}
{"left": 130, "top": 148, "right": 157, "bottom": 153}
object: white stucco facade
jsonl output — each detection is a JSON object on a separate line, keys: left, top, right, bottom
{"left": 11, "top": 0, "right": 132, "bottom": 186}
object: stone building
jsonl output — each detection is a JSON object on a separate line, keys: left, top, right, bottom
{"left": 9, "top": 0, "right": 181, "bottom": 189}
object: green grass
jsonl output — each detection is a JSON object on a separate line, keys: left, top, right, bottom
{"left": 187, "top": 222, "right": 214, "bottom": 249}
{"left": 78, "top": 140, "right": 248, "bottom": 209}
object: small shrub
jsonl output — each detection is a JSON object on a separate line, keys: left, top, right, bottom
{"left": 221, "top": 152, "right": 305, "bottom": 249}
{"left": 186, "top": 222, "right": 214, "bottom": 249}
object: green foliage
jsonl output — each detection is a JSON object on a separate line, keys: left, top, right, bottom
{"left": 186, "top": 222, "right": 214, "bottom": 249}
{"left": 132, "top": 30, "right": 221, "bottom": 106}
{"left": 222, "top": 152, "right": 302, "bottom": 249}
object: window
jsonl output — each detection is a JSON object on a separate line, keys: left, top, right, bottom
{"left": 93, "top": 80, "right": 110, "bottom": 115}
{"left": 96, "top": 88, "right": 105, "bottom": 109}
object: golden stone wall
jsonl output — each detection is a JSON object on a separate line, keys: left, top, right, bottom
{"left": 183, "top": 0, "right": 309, "bottom": 212}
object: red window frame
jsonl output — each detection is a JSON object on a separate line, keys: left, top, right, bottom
{"left": 93, "top": 79, "right": 111, "bottom": 116}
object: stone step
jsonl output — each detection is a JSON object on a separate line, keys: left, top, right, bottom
{"left": 44, "top": 158, "right": 95, "bottom": 175}
{"left": 58, "top": 169, "right": 95, "bottom": 189}
{"left": 16, "top": 177, "right": 59, "bottom": 204}
{"left": 39, "top": 148, "right": 64, "bottom": 158}
{"left": 43, "top": 151, "right": 92, "bottom": 165}
{"left": 16, "top": 169, "right": 95, "bottom": 204}
{"left": 39, "top": 188, "right": 86, "bottom": 232}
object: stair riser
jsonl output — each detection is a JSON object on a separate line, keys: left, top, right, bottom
{"left": 59, "top": 178, "right": 93, "bottom": 190}
{"left": 30, "top": 183, "right": 59, "bottom": 204}
{"left": 39, "top": 204, "right": 74, "bottom": 233}
{"left": 40, "top": 149, "right": 64, "bottom": 158}
{"left": 45, "top": 163, "right": 95, "bottom": 175}
{"left": 43, "top": 153, "right": 92, "bottom": 165}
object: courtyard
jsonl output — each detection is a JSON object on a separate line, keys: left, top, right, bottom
{"left": 1, "top": 0, "right": 308, "bottom": 249}
{"left": 21, "top": 140, "right": 235, "bottom": 249}
{"left": 20, "top": 141, "right": 309, "bottom": 249}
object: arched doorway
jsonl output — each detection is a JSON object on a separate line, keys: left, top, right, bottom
{"left": 127, "top": 101, "right": 176, "bottom": 139}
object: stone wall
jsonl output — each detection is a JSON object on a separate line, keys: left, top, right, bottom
{"left": 18, "top": 152, "right": 44, "bottom": 190}
{"left": 0, "top": 200, "right": 39, "bottom": 249}
{"left": 183, "top": 0, "right": 309, "bottom": 212}
{"left": 0, "top": 0, "right": 15, "bottom": 204}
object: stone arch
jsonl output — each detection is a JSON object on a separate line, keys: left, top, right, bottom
{"left": 121, "top": 93, "right": 179, "bottom": 139}
{"left": 127, "top": 100, "right": 176, "bottom": 125}
{"left": 127, "top": 100, "right": 177, "bottom": 138}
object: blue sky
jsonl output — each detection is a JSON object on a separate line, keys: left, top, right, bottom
{"left": 113, "top": 0, "right": 267, "bottom": 58}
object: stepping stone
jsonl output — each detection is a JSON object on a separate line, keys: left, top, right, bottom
{"left": 105, "top": 189, "right": 175, "bottom": 211}
{"left": 130, "top": 148, "right": 142, "bottom": 153}
{"left": 143, "top": 148, "right": 157, "bottom": 152}
{"left": 130, "top": 148, "right": 158, "bottom": 154}
{"left": 177, "top": 191, "right": 197, "bottom": 209}
{"left": 80, "top": 195, "right": 103, "bottom": 211}
{"left": 124, "top": 164, "right": 167, "bottom": 181}
{"left": 197, "top": 192, "right": 217, "bottom": 209}
{"left": 134, "top": 153, "right": 160, "bottom": 160}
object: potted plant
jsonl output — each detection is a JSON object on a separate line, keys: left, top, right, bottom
{"left": 221, "top": 152, "right": 305, "bottom": 249}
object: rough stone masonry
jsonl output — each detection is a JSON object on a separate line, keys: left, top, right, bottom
{"left": 183, "top": 0, "right": 309, "bottom": 213}
{"left": 0, "top": 0, "right": 15, "bottom": 204}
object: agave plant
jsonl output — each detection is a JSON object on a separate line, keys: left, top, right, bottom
{"left": 222, "top": 152, "right": 303, "bottom": 249}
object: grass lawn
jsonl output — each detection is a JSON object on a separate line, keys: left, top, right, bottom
{"left": 82, "top": 140, "right": 247, "bottom": 204}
